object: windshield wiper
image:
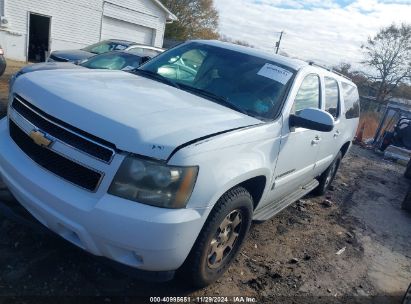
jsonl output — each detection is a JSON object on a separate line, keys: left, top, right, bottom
{"left": 133, "top": 69, "right": 180, "bottom": 89}
{"left": 178, "top": 84, "right": 250, "bottom": 116}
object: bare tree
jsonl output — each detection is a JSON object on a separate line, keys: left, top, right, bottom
{"left": 160, "top": 0, "right": 219, "bottom": 41}
{"left": 219, "top": 35, "right": 254, "bottom": 48}
{"left": 393, "top": 83, "right": 411, "bottom": 100}
{"left": 333, "top": 62, "right": 372, "bottom": 96}
{"left": 333, "top": 62, "right": 352, "bottom": 77}
{"left": 361, "top": 23, "right": 411, "bottom": 104}
{"left": 278, "top": 50, "right": 289, "bottom": 57}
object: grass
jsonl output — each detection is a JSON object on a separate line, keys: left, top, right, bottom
{"left": 356, "top": 112, "right": 381, "bottom": 140}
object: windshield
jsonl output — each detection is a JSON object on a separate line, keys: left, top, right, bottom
{"left": 82, "top": 40, "right": 130, "bottom": 55}
{"left": 80, "top": 52, "right": 142, "bottom": 70}
{"left": 138, "top": 42, "right": 295, "bottom": 120}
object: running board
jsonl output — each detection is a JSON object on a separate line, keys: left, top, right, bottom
{"left": 253, "top": 179, "right": 319, "bottom": 222}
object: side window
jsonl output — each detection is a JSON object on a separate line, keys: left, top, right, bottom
{"left": 292, "top": 74, "right": 320, "bottom": 115}
{"left": 342, "top": 83, "right": 360, "bottom": 119}
{"left": 324, "top": 77, "right": 340, "bottom": 119}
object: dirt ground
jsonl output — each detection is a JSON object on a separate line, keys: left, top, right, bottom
{"left": 0, "top": 60, "right": 24, "bottom": 116}
{"left": 0, "top": 62, "right": 411, "bottom": 303}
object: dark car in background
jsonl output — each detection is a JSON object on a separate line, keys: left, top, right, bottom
{"left": 10, "top": 51, "right": 153, "bottom": 90}
{"left": 0, "top": 45, "right": 6, "bottom": 77}
{"left": 47, "top": 39, "right": 163, "bottom": 63}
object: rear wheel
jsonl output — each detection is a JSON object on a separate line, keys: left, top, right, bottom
{"left": 179, "top": 187, "right": 253, "bottom": 287}
{"left": 402, "top": 185, "right": 411, "bottom": 212}
{"left": 314, "top": 151, "right": 342, "bottom": 196}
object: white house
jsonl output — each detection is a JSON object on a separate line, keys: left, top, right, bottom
{"left": 0, "top": 0, "right": 176, "bottom": 61}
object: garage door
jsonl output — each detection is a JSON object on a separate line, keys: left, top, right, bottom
{"left": 101, "top": 16, "right": 154, "bottom": 45}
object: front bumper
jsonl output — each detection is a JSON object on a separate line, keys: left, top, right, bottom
{"left": 0, "top": 118, "right": 209, "bottom": 271}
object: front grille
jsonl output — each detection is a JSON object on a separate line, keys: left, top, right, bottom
{"left": 9, "top": 120, "right": 102, "bottom": 192}
{"left": 48, "top": 54, "right": 68, "bottom": 62}
{"left": 12, "top": 96, "right": 115, "bottom": 162}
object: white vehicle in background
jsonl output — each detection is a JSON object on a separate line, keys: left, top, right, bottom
{"left": 1, "top": 40, "right": 359, "bottom": 287}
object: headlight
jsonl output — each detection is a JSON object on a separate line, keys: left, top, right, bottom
{"left": 108, "top": 155, "right": 198, "bottom": 209}
{"left": 9, "top": 74, "right": 16, "bottom": 94}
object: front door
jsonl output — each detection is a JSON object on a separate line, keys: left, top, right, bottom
{"left": 314, "top": 76, "right": 342, "bottom": 176}
{"left": 267, "top": 73, "right": 322, "bottom": 204}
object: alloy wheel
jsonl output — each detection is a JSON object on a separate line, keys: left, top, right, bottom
{"left": 207, "top": 209, "right": 243, "bottom": 269}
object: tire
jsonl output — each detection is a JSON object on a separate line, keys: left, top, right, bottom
{"left": 0, "top": 57, "right": 6, "bottom": 77}
{"left": 403, "top": 283, "right": 411, "bottom": 304}
{"left": 314, "top": 151, "right": 342, "bottom": 196}
{"left": 402, "top": 186, "right": 411, "bottom": 212}
{"left": 179, "top": 187, "right": 253, "bottom": 288}
{"left": 404, "top": 159, "right": 411, "bottom": 179}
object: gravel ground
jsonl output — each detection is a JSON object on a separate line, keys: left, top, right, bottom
{"left": 0, "top": 62, "right": 410, "bottom": 303}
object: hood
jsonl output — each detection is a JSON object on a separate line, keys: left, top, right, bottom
{"left": 20, "top": 62, "right": 84, "bottom": 74}
{"left": 51, "top": 49, "right": 95, "bottom": 62}
{"left": 13, "top": 69, "right": 262, "bottom": 160}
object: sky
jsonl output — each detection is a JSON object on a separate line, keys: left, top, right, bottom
{"left": 214, "top": 0, "right": 411, "bottom": 68}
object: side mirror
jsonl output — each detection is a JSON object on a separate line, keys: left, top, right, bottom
{"left": 140, "top": 56, "right": 151, "bottom": 64}
{"left": 289, "top": 108, "right": 334, "bottom": 132}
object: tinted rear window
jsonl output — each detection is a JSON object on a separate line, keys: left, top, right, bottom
{"left": 342, "top": 82, "right": 360, "bottom": 119}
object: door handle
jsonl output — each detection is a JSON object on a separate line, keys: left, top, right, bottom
{"left": 311, "top": 135, "right": 321, "bottom": 145}
{"left": 333, "top": 130, "right": 341, "bottom": 138}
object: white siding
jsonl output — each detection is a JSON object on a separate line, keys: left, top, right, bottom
{"left": 102, "top": 17, "right": 154, "bottom": 45}
{"left": 103, "top": 0, "right": 167, "bottom": 47}
{"left": 0, "top": 0, "right": 102, "bottom": 61}
{"left": 0, "top": 0, "right": 169, "bottom": 61}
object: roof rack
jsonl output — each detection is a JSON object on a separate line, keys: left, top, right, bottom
{"left": 308, "top": 61, "right": 352, "bottom": 81}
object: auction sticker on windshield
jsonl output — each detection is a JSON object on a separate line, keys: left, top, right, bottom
{"left": 257, "top": 63, "right": 293, "bottom": 84}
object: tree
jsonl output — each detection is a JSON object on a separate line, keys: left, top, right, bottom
{"left": 333, "top": 62, "right": 372, "bottom": 96}
{"left": 220, "top": 35, "right": 254, "bottom": 48}
{"left": 333, "top": 62, "right": 352, "bottom": 78}
{"left": 392, "top": 83, "right": 411, "bottom": 100}
{"left": 160, "top": 0, "right": 219, "bottom": 41}
{"left": 361, "top": 23, "right": 411, "bottom": 104}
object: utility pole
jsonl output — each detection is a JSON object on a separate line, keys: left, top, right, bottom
{"left": 275, "top": 31, "right": 284, "bottom": 54}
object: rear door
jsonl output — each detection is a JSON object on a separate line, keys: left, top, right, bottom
{"left": 267, "top": 73, "right": 322, "bottom": 203}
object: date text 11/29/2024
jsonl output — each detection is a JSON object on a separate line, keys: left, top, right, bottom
{"left": 149, "top": 296, "right": 258, "bottom": 303}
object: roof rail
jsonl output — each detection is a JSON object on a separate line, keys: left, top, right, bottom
{"left": 308, "top": 61, "right": 352, "bottom": 81}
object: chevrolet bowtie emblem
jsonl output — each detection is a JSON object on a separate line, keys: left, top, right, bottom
{"left": 29, "top": 130, "right": 53, "bottom": 147}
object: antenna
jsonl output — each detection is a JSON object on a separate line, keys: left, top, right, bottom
{"left": 274, "top": 31, "right": 284, "bottom": 54}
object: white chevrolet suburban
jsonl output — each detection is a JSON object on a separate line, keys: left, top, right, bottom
{"left": 0, "top": 40, "right": 359, "bottom": 287}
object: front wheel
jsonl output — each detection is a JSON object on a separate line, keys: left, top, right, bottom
{"left": 404, "top": 159, "right": 411, "bottom": 179}
{"left": 179, "top": 187, "right": 253, "bottom": 287}
{"left": 314, "top": 151, "right": 342, "bottom": 196}
{"left": 403, "top": 283, "right": 411, "bottom": 304}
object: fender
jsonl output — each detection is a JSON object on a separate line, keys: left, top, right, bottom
{"left": 169, "top": 121, "right": 283, "bottom": 209}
